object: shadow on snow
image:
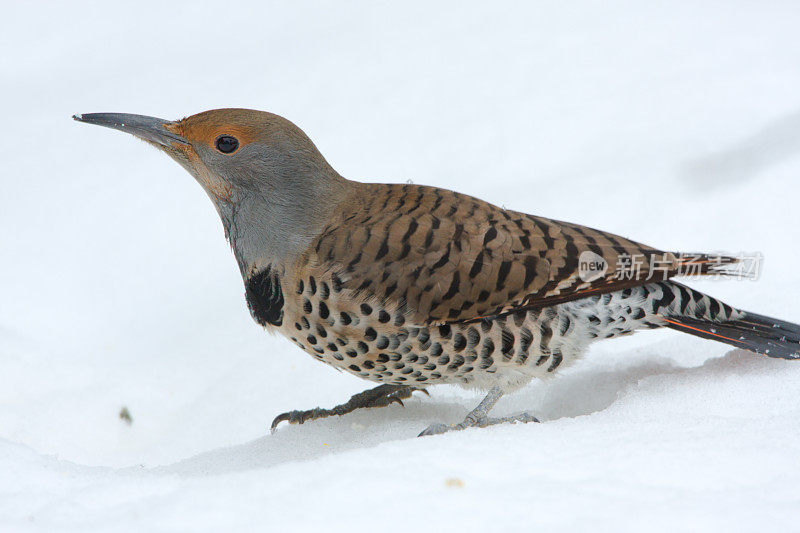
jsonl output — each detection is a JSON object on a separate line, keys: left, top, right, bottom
{"left": 155, "top": 348, "right": 779, "bottom": 477}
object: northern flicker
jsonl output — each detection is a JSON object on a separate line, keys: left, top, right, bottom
{"left": 74, "top": 109, "right": 800, "bottom": 436}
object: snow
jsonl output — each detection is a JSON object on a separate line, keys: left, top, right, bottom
{"left": 2, "top": 2, "right": 800, "bottom": 531}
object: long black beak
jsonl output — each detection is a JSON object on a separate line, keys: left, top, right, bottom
{"left": 73, "top": 113, "right": 188, "bottom": 147}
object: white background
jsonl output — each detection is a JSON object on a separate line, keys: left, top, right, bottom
{"left": 2, "top": 2, "right": 800, "bottom": 531}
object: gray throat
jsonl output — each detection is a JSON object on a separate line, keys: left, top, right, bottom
{"left": 217, "top": 178, "right": 352, "bottom": 280}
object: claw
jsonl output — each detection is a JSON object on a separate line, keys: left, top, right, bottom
{"left": 418, "top": 412, "right": 539, "bottom": 437}
{"left": 270, "top": 412, "right": 292, "bottom": 433}
{"left": 418, "top": 423, "right": 449, "bottom": 437}
{"left": 270, "top": 385, "right": 430, "bottom": 434}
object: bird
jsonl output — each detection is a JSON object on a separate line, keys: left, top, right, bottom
{"left": 74, "top": 109, "right": 800, "bottom": 436}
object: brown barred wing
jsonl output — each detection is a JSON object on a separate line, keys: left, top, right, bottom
{"left": 306, "top": 182, "right": 732, "bottom": 324}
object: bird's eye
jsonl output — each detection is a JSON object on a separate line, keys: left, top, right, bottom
{"left": 215, "top": 135, "right": 239, "bottom": 154}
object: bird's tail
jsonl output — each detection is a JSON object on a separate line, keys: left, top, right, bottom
{"left": 655, "top": 282, "right": 800, "bottom": 360}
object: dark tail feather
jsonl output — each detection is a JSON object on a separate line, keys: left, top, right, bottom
{"left": 663, "top": 310, "right": 800, "bottom": 360}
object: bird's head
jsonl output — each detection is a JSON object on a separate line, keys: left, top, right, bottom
{"left": 74, "top": 108, "right": 351, "bottom": 276}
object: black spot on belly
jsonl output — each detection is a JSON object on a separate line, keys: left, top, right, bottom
{"left": 245, "top": 265, "right": 284, "bottom": 327}
{"left": 519, "top": 328, "right": 533, "bottom": 353}
{"left": 558, "top": 316, "right": 571, "bottom": 335}
{"left": 481, "top": 338, "right": 495, "bottom": 358}
{"left": 466, "top": 327, "right": 480, "bottom": 347}
{"left": 418, "top": 329, "right": 430, "bottom": 345}
{"left": 448, "top": 355, "right": 465, "bottom": 371}
{"left": 547, "top": 352, "right": 563, "bottom": 372}
{"left": 501, "top": 329, "right": 514, "bottom": 357}
{"left": 539, "top": 323, "right": 553, "bottom": 353}
{"left": 452, "top": 333, "right": 466, "bottom": 352}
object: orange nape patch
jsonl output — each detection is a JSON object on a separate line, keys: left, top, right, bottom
{"left": 165, "top": 108, "right": 265, "bottom": 149}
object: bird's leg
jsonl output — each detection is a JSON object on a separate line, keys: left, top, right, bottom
{"left": 418, "top": 385, "right": 539, "bottom": 437}
{"left": 271, "top": 384, "right": 427, "bottom": 432}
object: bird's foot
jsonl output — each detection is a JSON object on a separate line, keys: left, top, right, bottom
{"left": 271, "top": 384, "right": 427, "bottom": 432}
{"left": 418, "top": 412, "right": 539, "bottom": 437}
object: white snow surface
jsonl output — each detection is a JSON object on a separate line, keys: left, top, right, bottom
{"left": 2, "top": 2, "right": 800, "bottom": 531}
